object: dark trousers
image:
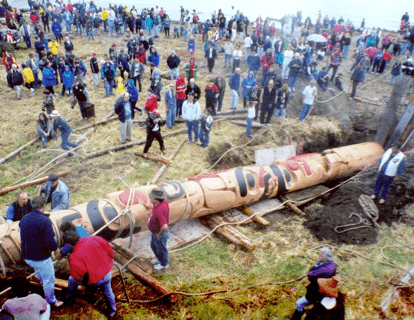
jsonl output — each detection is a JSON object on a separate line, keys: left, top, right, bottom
{"left": 46, "top": 86, "right": 55, "bottom": 94}
{"left": 327, "top": 65, "right": 339, "bottom": 81}
{"left": 351, "top": 80, "right": 359, "bottom": 97}
{"left": 232, "top": 58, "right": 240, "bottom": 73}
{"left": 176, "top": 99, "right": 184, "bottom": 117}
{"left": 132, "top": 75, "right": 142, "bottom": 92}
{"left": 260, "top": 103, "right": 274, "bottom": 124}
{"left": 217, "top": 91, "right": 225, "bottom": 111}
{"left": 254, "top": 102, "right": 260, "bottom": 120}
{"left": 206, "top": 99, "right": 216, "bottom": 115}
{"left": 373, "top": 171, "right": 395, "bottom": 200}
{"left": 164, "top": 27, "right": 170, "bottom": 37}
{"left": 207, "top": 58, "right": 215, "bottom": 72}
{"left": 143, "top": 130, "right": 164, "bottom": 153}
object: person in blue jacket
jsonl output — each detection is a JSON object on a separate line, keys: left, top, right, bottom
{"left": 247, "top": 49, "right": 261, "bottom": 78}
{"left": 389, "top": 61, "right": 402, "bottom": 85}
{"left": 59, "top": 221, "right": 90, "bottom": 256}
{"left": 126, "top": 79, "right": 142, "bottom": 115}
{"left": 40, "top": 173, "right": 70, "bottom": 211}
{"left": 42, "top": 61, "right": 57, "bottom": 94}
{"left": 149, "top": 47, "right": 160, "bottom": 67}
{"left": 51, "top": 18, "right": 62, "bottom": 43}
{"left": 62, "top": 65, "right": 75, "bottom": 97}
{"left": 50, "top": 110, "right": 79, "bottom": 157}
{"left": 229, "top": 68, "right": 241, "bottom": 110}
{"left": 241, "top": 71, "right": 257, "bottom": 107}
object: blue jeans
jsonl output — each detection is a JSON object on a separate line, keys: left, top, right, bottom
{"left": 154, "top": 25, "right": 159, "bottom": 37}
{"left": 75, "top": 23, "right": 82, "bottom": 36}
{"left": 288, "top": 75, "right": 298, "bottom": 88}
{"left": 300, "top": 104, "right": 312, "bottom": 121}
{"left": 170, "top": 68, "right": 179, "bottom": 80}
{"left": 224, "top": 54, "right": 231, "bottom": 68}
{"left": 199, "top": 127, "right": 210, "bottom": 146}
{"left": 65, "top": 21, "right": 71, "bottom": 32}
{"left": 38, "top": 129, "right": 49, "bottom": 144}
{"left": 105, "top": 80, "right": 114, "bottom": 96}
{"left": 246, "top": 117, "right": 253, "bottom": 137}
{"left": 150, "top": 230, "right": 169, "bottom": 266}
{"left": 186, "top": 120, "right": 199, "bottom": 141}
{"left": 230, "top": 89, "right": 239, "bottom": 109}
{"left": 108, "top": 25, "right": 115, "bottom": 37}
{"left": 61, "top": 133, "right": 78, "bottom": 152}
{"left": 274, "top": 107, "right": 286, "bottom": 119}
{"left": 67, "top": 272, "right": 116, "bottom": 314}
{"left": 24, "top": 35, "right": 31, "bottom": 48}
{"left": 373, "top": 171, "right": 395, "bottom": 200}
{"left": 146, "top": 26, "right": 152, "bottom": 38}
{"left": 295, "top": 295, "right": 311, "bottom": 312}
{"left": 389, "top": 75, "right": 399, "bottom": 84}
{"left": 217, "top": 91, "right": 225, "bottom": 111}
{"left": 25, "top": 258, "right": 57, "bottom": 304}
{"left": 342, "top": 45, "right": 350, "bottom": 58}
{"left": 219, "top": 27, "right": 224, "bottom": 38}
{"left": 257, "top": 47, "right": 263, "bottom": 57}
{"left": 166, "top": 104, "right": 176, "bottom": 128}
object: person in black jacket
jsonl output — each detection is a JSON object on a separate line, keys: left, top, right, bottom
{"left": 185, "top": 78, "right": 201, "bottom": 100}
{"left": 129, "top": 55, "right": 145, "bottom": 92}
{"left": 166, "top": 50, "right": 181, "bottom": 81}
{"left": 205, "top": 43, "right": 217, "bottom": 73}
{"left": 143, "top": 111, "right": 165, "bottom": 154}
{"left": 64, "top": 37, "right": 74, "bottom": 55}
{"left": 72, "top": 79, "right": 91, "bottom": 120}
{"left": 90, "top": 52, "right": 100, "bottom": 88}
{"left": 260, "top": 79, "right": 277, "bottom": 124}
{"left": 7, "top": 64, "right": 24, "bottom": 99}
{"left": 248, "top": 82, "right": 261, "bottom": 121}
{"left": 275, "top": 84, "right": 289, "bottom": 119}
{"left": 350, "top": 63, "right": 364, "bottom": 98}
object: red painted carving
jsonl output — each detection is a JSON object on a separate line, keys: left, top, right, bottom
{"left": 286, "top": 154, "right": 318, "bottom": 176}
{"left": 188, "top": 169, "right": 232, "bottom": 181}
{"left": 119, "top": 190, "right": 148, "bottom": 205}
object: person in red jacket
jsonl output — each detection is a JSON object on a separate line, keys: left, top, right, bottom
{"left": 145, "top": 89, "right": 159, "bottom": 113}
{"left": 64, "top": 232, "right": 116, "bottom": 318}
{"left": 175, "top": 76, "right": 186, "bottom": 117}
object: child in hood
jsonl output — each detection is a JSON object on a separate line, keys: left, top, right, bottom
{"left": 197, "top": 108, "right": 213, "bottom": 147}
{"left": 62, "top": 65, "right": 75, "bottom": 96}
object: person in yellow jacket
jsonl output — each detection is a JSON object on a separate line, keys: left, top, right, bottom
{"left": 117, "top": 76, "right": 125, "bottom": 94}
{"left": 48, "top": 39, "right": 59, "bottom": 57}
{"left": 102, "top": 9, "right": 108, "bottom": 31}
{"left": 22, "top": 63, "right": 36, "bottom": 96}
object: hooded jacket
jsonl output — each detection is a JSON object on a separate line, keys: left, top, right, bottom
{"left": 127, "top": 79, "right": 139, "bottom": 102}
{"left": 242, "top": 71, "right": 257, "bottom": 97}
{"left": 145, "top": 93, "right": 159, "bottom": 113}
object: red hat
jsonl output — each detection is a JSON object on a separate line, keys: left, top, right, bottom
{"left": 113, "top": 43, "right": 117, "bottom": 47}
{"left": 92, "top": 52, "right": 96, "bottom": 56}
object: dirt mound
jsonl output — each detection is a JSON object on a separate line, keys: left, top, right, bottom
{"left": 304, "top": 152, "right": 414, "bottom": 245}
{"left": 207, "top": 142, "right": 250, "bottom": 169}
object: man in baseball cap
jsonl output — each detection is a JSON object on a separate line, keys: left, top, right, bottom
{"left": 40, "top": 173, "right": 70, "bottom": 211}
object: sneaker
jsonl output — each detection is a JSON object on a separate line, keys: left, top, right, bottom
{"left": 187, "top": 140, "right": 192, "bottom": 144}
{"left": 292, "top": 87, "right": 296, "bottom": 92}
{"left": 54, "top": 300, "right": 64, "bottom": 307}
{"left": 379, "top": 199, "right": 386, "bottom": 204}
{"left": 153, "top": 263, "right": 169, "bottom": 270}
{"left": 370, "top": 195, "right": 376, "bottom": 200}
{"left": 151, "top": 258, "right": 160, "bottom": 265}
{"left": 109, "top": 311, "right": 116, "bottom": 318}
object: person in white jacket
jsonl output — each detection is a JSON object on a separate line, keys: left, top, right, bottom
{"left": 182, "top": 93, "right": 201, "bottom": 144}
{"left": 281, "top": 46, "right": 294, "bottom": 79}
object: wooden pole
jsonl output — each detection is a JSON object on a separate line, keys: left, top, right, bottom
{"left": 112, "top": 249, "right": 178, "bottom": 303}
{"left": 280, "top": 195, "right": 306, "bottom": 217}
{"left": 237, "top": 206, "right": 270, "bottom": 226}
{"left": 199, "top": 215, "right": 255, "bottom": 252}
{"left": 0, "top": 137, "right": 40, "bottom": 165}
{"left": 111, "top": 242, "right": 152, "bottom": 274}
{"left": 0, "top": 171, "right": 69, "bottom": 196}
{"left": 85, "top": 129, "right": 186, "bottom": 160}
{"left": 72, "top": 112, "right": 117, "bottom": 133}
{"left": 151, "top": 138, "right": 187, "bottom": 184}
{"left": 134, "top": 152, "right": 171, "bottom": 165}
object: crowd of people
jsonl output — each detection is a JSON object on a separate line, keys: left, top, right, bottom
{"left": 1, "top": 1, "right": 413, "bottom": 318}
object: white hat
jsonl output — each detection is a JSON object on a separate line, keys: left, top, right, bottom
{"left": 50, "top": 110, "right": 60, "bottom": 117}
{"left": 295, "top": 53, "right": 300, "bottom": 57}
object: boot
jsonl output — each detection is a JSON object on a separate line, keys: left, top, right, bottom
{"left": 291, "top": 309, "right": 304, "bottom": 320}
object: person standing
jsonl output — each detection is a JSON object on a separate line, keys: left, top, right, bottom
{"left": 164, "top": 83, "right": 177, "bottom": 129}
{"left": 281, "top": 45, "right": 294, "bottom": 80}
{"left": 72, "top": 79, "right": 91, "bottom": 120}
{"left": 229, "top": 68, "right": 241, "bottom": 111}
{"left": 204, "top": 79, "right": 219, "bottom": 115}
{"left": 101, "top": 56, "right": 116, "bottom": 97}
{"left": 288, "top": 53, "right": 303, "bottom": 92}
{"left": 6, "top": 64, "right": 24, "bottom": 100}
{"left": 350, "top": 63, "right": 364, "bottom": 98}
{"left": 90, "top": 52, "right": 100, "bottom": 88}
{"left": 185, "top": 78, "right": 201, "bottom": 100}
{"left": 19, "top": 21, "right": 33, "bottom": 48}
{"left": 198, "top": 108, "right": 213, "bottom": 147}
{"left": 182, "top": 93, "right": 201, "bottom": 144}
{"left": 114, "top": 92, "right": 137, "bottom": 144}
{"left": 129, "top": 55, "right": 145, "bottom": 92}
{"left": 40, "top": 173, "right": 70, "bottom": 212}
{"left": 205, "top": 43, "right": 217, "bottom": 73}
{"left": 166, "top": 50, "right": 181, "bottom": 81}
{"left": 371, "top": 143, "right": 406, "bottom": 204}
{"left": 64, "top": 232, "right": 116, "bottom": 317}
{"left": 300, "top": 80, "right": 318, "bottom": 121}
{"left": 6, "top": 191, "right": 32, "bottom": 223}
{"left": 117, "top": 49, "right": 130, "bottom": 80}
{"left": 246, "top": 101, "right": 256, "bottom": 138}
{"left": 248, "top": 82, "right": 262, "bottom": 121}
{"left": 50, "top": 110, "right": 79, "bottom": 157}
{"left": 242, "top": 71, "right": 257, "bottom": 107}
{"left": 64, "top": 37, "right": 74, "bottom": 55}
{"left": 224, "top": 39, "right": 233, "bottom": 69}
{"left": 19, "top": 196, "right": 63, "bottom": 307}
{"left": 183, "top": 56, "right": 199, "bottom": 82}
{"left": 275, "top": 84, "right": 290, "bottom": 119}
{"left": 247, "top": 49, "right": 261, "bottom": 78}
{"left": 260, "top": 79, "right": 277, "bottom": 124}
{"left": 144, "top": 188, "right": 170, "bottom": 270}
{"left": 143, "top": 111, "right": 166, "bottom": 154}
{"left": 232, "top": 44, "right": 243, "bottom": 73}
{"left": 291, "top": 247, "right": 336, "bottom": 320}
{"left": 149, "top": 63, "right": 162, "bottom": 101}
{"left": 176, "top": 76, "right": 187, "bottom": 118}
{"left": 214, "top": 71, "right": 226, "bottom": 112}
{"left": 42, "top": 62, "right": 57, "bottom": 95}
{"left": 327, "top": 47, "right": 343, "bottom": 82}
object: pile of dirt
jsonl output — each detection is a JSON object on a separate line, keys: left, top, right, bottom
{"left": 206, "top": 142, "right": 250, "bottom": 169}
{"left": 304, "top": 152, "right": 414, "bottom": 245}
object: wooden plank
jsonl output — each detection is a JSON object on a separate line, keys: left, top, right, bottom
{"left": 134, "top": 152, "right": 171, "bottom": 164}
{"left": 237, "top": 206, "right": 270, "bottom": 226}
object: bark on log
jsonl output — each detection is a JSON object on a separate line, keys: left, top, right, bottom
{"left": 199, "top": 215, "right": 255, "bottom": 251}
{"left": 134, "top": 152, "right": 171, "bottom": 164}
{"left": 111, "top": 242, "right": 152, "bottom": 274}
{"left": 280, "top": 195, "right": 306, "bottom": 217}
{"left": 133, "top": 118, "right": 186, "bottom": 124}
{"left": 72, "top": 113, "right": 117, "bottom": 133}
{"left": 0, "top": 171, "right": 69, "bottom": 196}
{"left": 237, "top": 206, "right": 270, "bottom": 226}
{"left": 112, "top": 249, "right": 178, "bottom": 302}
{"left": 215, "top": 109, "right": 247, "bottom": 115}
{"left": 0, "top": 137, "right": 40, "bottom": 165}
{"left": 375, "top": 77, "right": 408, "bottom": 146}
{"left": 151, "top": 138, "right": 187, "bottom": 184}
{"left": 85, "top": 129, "right": 186, "bottom": 160}
{"left": 353, "top": 97, "right": 382, "bottom": 106}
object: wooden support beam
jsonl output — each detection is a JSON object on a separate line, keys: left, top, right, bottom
{"left": 151, "top": 138, "right": 187, "bottom": 184}
{"left": 0, "top": 171, "right": 69, "bottom": 196}
{"left": 85, "top": 129, "right": 186, "bottom": 160}
{"left": 199, "top": 215, "right": 255, "bottom": 252}
{"left": 280, "top": 195, "right": 305, "bottom": 217}
{"left": 111, "top": 242, "right": 152, "bottom": 274}
{"left": 112, "top": 248, "right": 178, "bottom": 303}
{"left": 353, "top": 97, "right": 382, "bottom": 106}
{"left": 134, "top": 152, "right": 171, "bottom": 165}
{"left": 237, "top": 206, "right": 270, "bottom": 226}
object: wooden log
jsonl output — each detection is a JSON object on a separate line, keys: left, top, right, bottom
{"left": 75, "top": 111, "right": 117, "bottom": 144}
{"left": 216, "top": 109, "right": 247, "bottom": 115}
{"left": 72, "top": 114, "right": 117, "bottom": 133}
{"left": 353, "top": 97, "right": 382, "bottom": 106}
{"left": 85, "top": 129, "right": 186, "bottom": 160}
{"left": 151, "top": 138, "right": 187, "bottom": 184}
{"left": 230, "top": 120, "right": 265, "bottom": 128}
{"left": 111, "top": 242, "right": 152, "bottom": 274}
{"left": 0, "top": 137, "right": 40, "bottom": 165}
{"left": 385, "top": 104, "right": 414, "bottom": 149}
{"left": 237, "top": 206, "right": 270, "bottom": 226}
{"left": 134, "top": 152, "right": 171, "bottom": 165}
{"left": 112, "top": 249, "right": 178, "bottom": 303}
{"left": 199, "top": 215, "right": 255, "bottom": 252}
{"left": 280, "top": 195, "right": 305, "bottom": 217}
{"left": 0, "top": 171, "right": 69, "bottom": 196}
{"left": 132, "top": 118, "right": 186, "bottom": 124}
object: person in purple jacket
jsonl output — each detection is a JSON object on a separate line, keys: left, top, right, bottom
{"left": 291, "top": 247, "right": 336, "bottom": 320}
